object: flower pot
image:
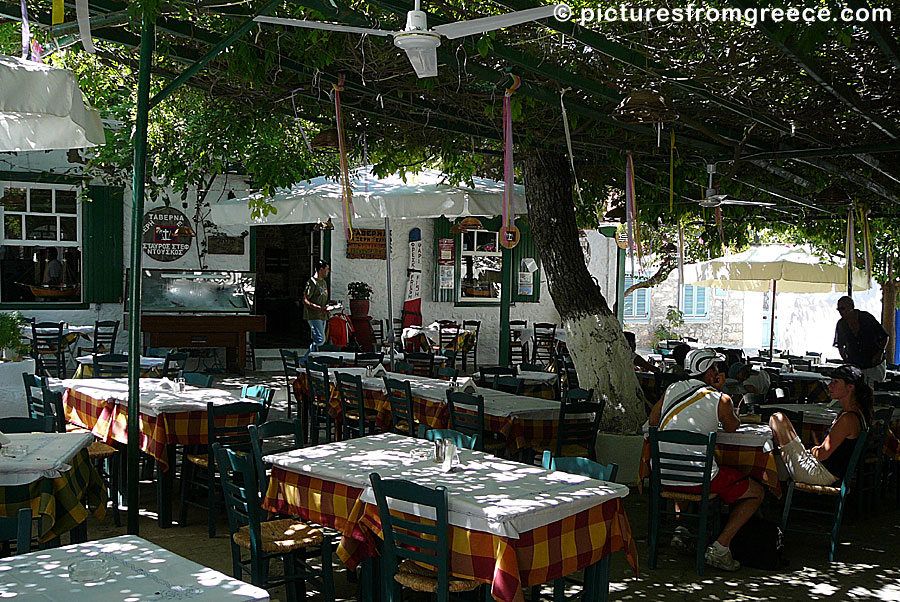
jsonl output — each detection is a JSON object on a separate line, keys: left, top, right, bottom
{"left": 349, "top": 299, "right": 370, "bottom": 318}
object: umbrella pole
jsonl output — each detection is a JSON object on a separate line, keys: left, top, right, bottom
{"left": 385, "top": 217, "right": 394, "bottom": 369}
{"left": 768, "top": 279, "right": 777, "bottom": 358}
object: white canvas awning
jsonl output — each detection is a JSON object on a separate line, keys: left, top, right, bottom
{"left": 0, "top": 54, "right": 105, "bottom": 152}
{"left": 210, "top": 165, "right": 527, "bottom": 226}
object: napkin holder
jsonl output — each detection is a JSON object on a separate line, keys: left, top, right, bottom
{"left": 458, "top": 377, "right": 477, "bottom": 395}
{"left": 0, "top": 429, "right": 9, "bottom": 448}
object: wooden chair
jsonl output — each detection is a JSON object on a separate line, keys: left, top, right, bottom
{"left": 369, "top": 473, "right": 480, "bottom": 601}
{"left": 335, "top": 372, "right": 377, "bottom": 440}
{"left": 531, "top": 322, "right": 558, "bottom": 365}
{"left": 493, "top": 375, "right": 524, "bottom": 395}
{"left": 436, "top": 322, "right": 460, "bottom": 356}
{"left": 418, "top": 426, "right": 479, "bottom": 450}
{"left": 214, "top": 443, "right": 335, "bottom": 600}
{"left": 394, "top": 360, "right": 414, "bottom": 375}
{"left": 312, "top": 355, "right": 343, "bottom": 368}
{"left": 460, "top": 320, "right": 480, "bottom": 373}
{"left": 476, "top": 366, "right": 515, "bottom": 388}
{"left": 279, "top": 349, "right": 301, "bottom": 419}
{"left": 555, "top": 388, "right": 603, "bottom": 461}
{"left": 23, "top": 373, "right": 49, "bottom": 423}
{"left": 353, "top": 352, "right": 384, "bottom": 368}
{"left": 317, "top": 343, "right": 342, "bottom": 352}
{"left": 509, "top": 319, "right": 528, "bottom": 366}
{"left": 0, "top": 508, "right": 32, "bottom": 556}
{"left": 31, "top": 321, "right": 67, "bottom": 378}
{"left": 184, "top": 372, "right": 214, "bottom": 387}
{"left": 0, "top": 416, "right": 54, "bottom": 433}
{"left": 435, "top": 366, "right": 459, "bottom": 381}
{"left": 518, "top": 362, "right": 547, "bottom": 373}
{"left": 446, "top": 390, "right": 505, "bottom": 456}
{"left": 542, "top": 450, "right": 617, "bottom": 481}
{"left": 305, "top": 362, "right": 334, "bottom": 445}
{"left": 405, "top": 352, "right": 435, "bottom": 377}
{"left": 780, "top": 429, "right": 868, "bottom": 562}
{"left": 92, "top": 353, "right": 129, "bottom": 378}
{"left": 161, "top": 350, "right": 188, "bottom": 378}
{"left": 241, "top": 385, "right": 276, "bottom": 424}
{"left": 853, "top": 407, "right": 890, "bottom": 514}
{"left": 248, "top": 419, "right": 304, "bottom": 494}
{"left": 383, "top": 377, "right": 417, "bottom": 437}
{"left": 371, "top": 319, "right": 386, "bottom": 351}
{"left": 648, "top": 427, "right": 721, "bottom": 576}
{"left": 179, "top": 401, "right": 262, "bottom": 537}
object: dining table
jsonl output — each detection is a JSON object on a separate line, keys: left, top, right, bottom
{"left": 294, "top": 368, "right": 586, "bottom": 456}
{"left": 55, "top": 377, "right": 250, "bottom": 527}
{"left": 262, "top": 432, "right": 637, "bottom": 602}
{"left": 72, "top": 354, "right": 166, "bottom": 379}
{"left": 307, "top": 351, "right": 447, "bottom": 366}
{"left": 0, "top": 534, "right": 269, "bottom": 600}
{"left": 638, "top": 422, "right": 782, "bottom": 497}
{"left": 0, "top": 432, "right": 106, "bottom": 543}
{"left": 400, "top": 322, "right": 477, "bottom": 353}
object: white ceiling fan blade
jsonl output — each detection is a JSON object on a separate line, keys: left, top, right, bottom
{"left": 254, "top": 15, "right": 394, "bottom": 36}
{"left": 431, "top": 5, "right": 556, "bottom": 39}
{"left": 402, "top": 45, "right": 439, "bottom": 77}
{"left": 698, "top": 199, "right": 722, "bottom": 208}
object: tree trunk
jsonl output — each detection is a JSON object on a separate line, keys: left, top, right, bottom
{"left": 524, "top": 149, "right": 645, "bottom": 434}
{"left": 883, "top": 277, "right": 898, "bottom": 364}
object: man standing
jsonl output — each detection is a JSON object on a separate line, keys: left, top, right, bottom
{"left": 649, "top": 348, "right": 764, "bottom": 572}
{"left": 834, "top": 295, "right": 889, "bottom": 385}
{"left": 302, "top": 259, "right": 331, "bottom": 362}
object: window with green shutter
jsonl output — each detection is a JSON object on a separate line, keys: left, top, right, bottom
{"left": 82, "top": 185, "right": 124, "bottom": 304}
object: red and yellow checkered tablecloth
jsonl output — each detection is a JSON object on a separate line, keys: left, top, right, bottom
{"left": 294, "top": 375, "right": 583, "bottom": 456}
{"left": 0, "top": 448, "right": 107, "bottom": 542}
{"left": 64, "top": 388, "right": 255, "bottom": 471}
{"left": 637, "top": 439, "right": 782, "bottom": 498}
{"left": 263, "top": 466, "right": 638, "bottom": 602}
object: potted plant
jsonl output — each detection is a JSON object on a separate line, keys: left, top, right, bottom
{"left": 0, "top": 312, "right": 29, "bottom": 361}
{"left": 348, "top": 281, "right": 374, "bottom": 317}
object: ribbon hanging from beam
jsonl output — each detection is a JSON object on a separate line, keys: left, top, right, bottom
{"left": 560, "top": 89, "right": 584, "bottom": 206}
{"left": 860, "top": 206, "right": 872, "bottom": 282}
{"left": 333, "top": 75, "right": 354, "bottom": 241}
{"left": 20, "top": 0, "right": 29, "bottom": 59}
{"left": 75, "top": 0, "right": 95, "bottom": 53}
{"left": 52, "top": 0, "right": 64, "bottom": 25}
{"left": 499, "top": 75, "right": 521, "bottom": 249}
{"left": 846, "top": 206, "right": 855, "bottom": 284}
{"left": 669, "top": 129, "right": 675, "bottom": 213}
{"left": 625, "top": 151, "right": 638, "bottom": 274}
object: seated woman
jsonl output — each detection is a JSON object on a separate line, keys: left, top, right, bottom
{"left": 768, "top": 365, "right": 871, "bottom": 485}
{"left": 624, "top": 331, "right": 660, "bottom": 373}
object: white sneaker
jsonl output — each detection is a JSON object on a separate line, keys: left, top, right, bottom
{"left": 670, "top": 526, "right": 694, "bottom": 555}
{"left": 705, "top": 543, "right": 741, "bottom": 571}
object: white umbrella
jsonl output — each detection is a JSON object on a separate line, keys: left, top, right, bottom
{"left": 684, "top": 244, "right": 869, "bottom": 355}
{"left": 0, "top": 54, "right": 105, "bottom": 152}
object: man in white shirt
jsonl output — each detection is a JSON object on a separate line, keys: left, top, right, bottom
{"left": 728, "top": 362, "right": 771, "bottom": 397}
{"left": 649, "top": 349, "right": 765, "bottom": 572}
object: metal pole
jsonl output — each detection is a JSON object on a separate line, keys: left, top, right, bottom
{"left": 499, "top": 246, "right": 512, "bottom": 366}
{"left": 385, "top": 217, "right": 395, "bottom": 369}
{"left": 768, "top": 279, "right": 777, "bottom": 358}
{"left": 126, "top": 12, "right": 154, "bottom": 535}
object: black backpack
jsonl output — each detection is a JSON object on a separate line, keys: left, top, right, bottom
{"left": 729, "top": 516, "right": 788, "bottom": 570}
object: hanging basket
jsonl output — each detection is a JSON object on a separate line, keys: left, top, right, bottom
{"left": 612, "top": 90, "right": 679, "bottom": 124}
{"left": 816, "top": 184, "right": 851, "bottom": 206}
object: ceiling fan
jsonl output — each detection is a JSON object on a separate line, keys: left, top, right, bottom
{"left": 254, "top": 1, "right": 556, "bottom": 78}
{"left": 695, "top": 164, "right": 776, "bottom": 208}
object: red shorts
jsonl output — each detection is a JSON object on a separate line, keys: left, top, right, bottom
{"left": 666, "top": 465, "right": 751, "bottom": 504}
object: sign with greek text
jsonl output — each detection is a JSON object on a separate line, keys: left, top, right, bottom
{"left": 142, "top": 207, "right": 193, "bottom": 262}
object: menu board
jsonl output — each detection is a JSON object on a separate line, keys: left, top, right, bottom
{"left": 347, "top": 228, "right": 387, "bottom": 259}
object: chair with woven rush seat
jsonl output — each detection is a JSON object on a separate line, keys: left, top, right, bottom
{"left": 92, "top": 353, "right": 129, "bottom": 378}
{"left": 460, "top": 320, "right": 480, "bottom": 373}
{"left": 0, "top": 508, "right": 32, "bottom": 557}
{"left": 536, "top": 451, "right": 617, "bottom": 602}
{"left": 780, "top": 428, "right": 868, "bottom": 562}
{"left": 531, "top": 322, "right": 558, "bottom": 365}
{"left": 383, "top": 377, "right": 417, "bottom": 437}
{"left": 335, "top": 372, "right": 377, "bottom": 440}
{"left": 369, "top": 473, "right": 481, "bottom": 602}
{"left": 493, "top": 375, "right": 524, "bottom": 395}
{"left": 214, "top": 443, "right": 335, "bottom": 601}
{"left": 446, "top": 390, "right": 505, "bottom": 456}
{"left": 241, "top": 385, "right": 276, "bottom": 424}
{"left": 405, "top": 352, "right": 435, "bottom": 377}
{"left": 305, "top": 362, "right": 334, "bottom": 445}
{"left": 855, "top": 407, "right": 891, "bottom": 514}
{"left": 647, "top": 427, "right": 720, "bottom": 576}
{"left": 280, "top": 349, "right": 301, "bottom": 418}
{"left": 31, "top": 321, "right": 67, "bottom": 378}
{"left": 555, "top": 388, "right": 603, "bottom": 461}
{"left": 508, "top": 319, "right": 528, "bottom": 366}
{"left": 179, "top": 401, "right": 263, "bottom": 538}
{"left": 249, "top": 419, "right": 304, "bottom": 495}
{"left": 418, "top": 425, "right": 480, "bottom": 450}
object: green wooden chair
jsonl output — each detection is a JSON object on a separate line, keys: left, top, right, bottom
{"left": 335, "top": 372, "right": 377, "bottom": 440}
{"left": 39, "top": 385, "right": 66, "bottom": 433}
{"left": 92, "top": 353, "right": 129, "bottom": 378}
{"left": 184, "top": 372, "right": 214, "bottom": 388}
{"left": 648, "top": 427, "right": 720, "bottom": 576}
{"left": 854, "top": 407, "right": 891, "bottom": 514}
{"left": 476, "top": 366, "right": 515, "bottom": 388}
{"left": 435, "top": 366, "right": 459, "bottom": 381}
{"left": 241, "top": 385, "right": 276, "bottom": 424}
{"left": 405, "top": 352, "right": 435, "bottom": 377}
{"left": 0, "top": 416, "right": 54, "bottom": 433}
{"left": 537, "top": 451, "right": 618, "bottom": 602}
{"left": 305, "top": 362, "right": 334, "bottom": 445}
{"left": 280, "top": 349, "right": 301, "bottom": 418}
{"left": 780, "top": 427, "right": 869, "bottom": 562}
{"left": 161, "top": 350, "right": 188, "bottom": 378}
{"left": 214, "top": 443, "right": 334, "bottom": 601}
{"left": 353, "top": 352, "right": 384, "bottom": 368}
{"left": 393, "top": 361, "right": 414, "bottom": 375}
{"left": 248, "top": 419, "right": 304, "bottom": 494}
{"left": 493, "top": 375, "right": 524, "bottom": 395}
{"left": 383, "top": 377, "right": 417, "bottom": 437}
{"left": 418, "top": 426, "right": 479, "bottom": 450}
{"left": 23, "top": 373, "right": 49, "bottom": 422}
{"left": 446, "top": 390, "right": 506, "bottom": 456}
{"left": 0, "top": 508, "right": 32, "bottom": 556}
{"left": 369, "top": 473, "right": 480, "bottom": 602}
{"left": 555, "top": 388, "right": 603, "bottom": 461}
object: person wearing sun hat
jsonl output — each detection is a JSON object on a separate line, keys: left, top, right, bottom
{"left": 648, "top": 348, "right": 765, "bottom": 572}
{"left": 768, "top": 364, "right": 872, "bottom": 486}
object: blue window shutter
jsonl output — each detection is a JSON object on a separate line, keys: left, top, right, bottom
{"left": 696, "top": 287, "right": 707, "bottom": 316}
{"left": 636, "top": 288, "right": 648, "bottom": 317}
{"left": 684, "top": 285, "right": 694, "bottom": 315}
{"left": 624, "top": 276, "right": 634, "bottom": 317}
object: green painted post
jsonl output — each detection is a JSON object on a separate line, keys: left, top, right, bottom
{"left": 126, "top": 12, "right": 154, "bottom": 535}
{"left": 499, "top": 246, "right": 512, "bottom": 366}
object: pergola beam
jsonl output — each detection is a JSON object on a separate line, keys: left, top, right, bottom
{"left": 846, "top": 0, "right": 900, "bottom": 71}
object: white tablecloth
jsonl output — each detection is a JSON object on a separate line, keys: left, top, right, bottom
{"left": 516, "top": 370, "right": 558, "bottom": 386}
{"left": 401, "top": 322, "right": 476, "bottom": 347}
{"left": 0, "top": 432, "right": 94, "bottom": 486}
{"left": 59, "top": 378, "right": 242, "bottom": 417}
{"left": 0, "top": 358, "right": 36, "bottom": 418}
{"left": 0, "top": 535, "right": 269, "bottom": 601}
{"left": 20, "top": 325, "right": 94, "bottom": 339}
{"left": 74, "top": 354, "right": 165, "bottom": 368}
{"left": 308, "top": 351, "right": 445, "bottom": 365}
{"left": 265, "top": 433, "right": 628, "bottom": 539}
{"left": 780, "top": 370, "right": 829, "bottom": 382}
{"left": 642, "top": 422, "right": 775, "bottom": 451}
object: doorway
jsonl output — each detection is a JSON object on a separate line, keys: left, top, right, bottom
{"left": 253, "top": 224, "right": 322, "bottom": 349}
